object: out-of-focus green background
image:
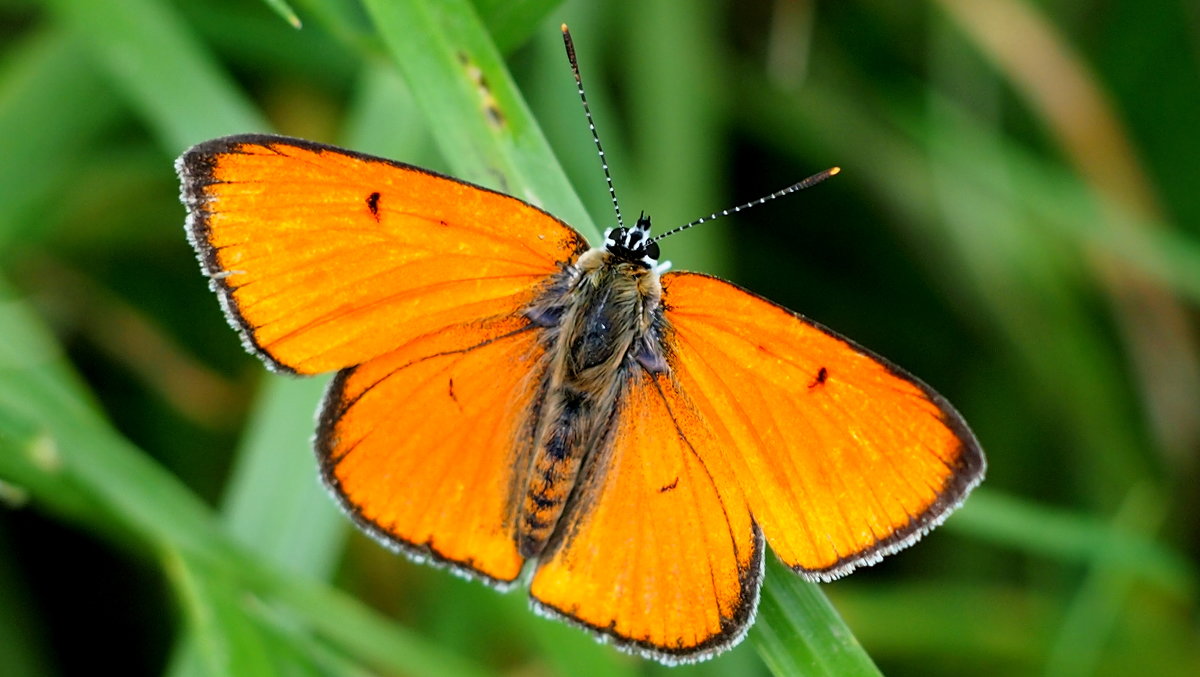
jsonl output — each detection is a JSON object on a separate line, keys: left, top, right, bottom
{"left": 1, "top": 0, "right": 1197, "bottom": 675}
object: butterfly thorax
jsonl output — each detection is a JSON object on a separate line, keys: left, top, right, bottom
{"left": 517, "top": 226, "right": 666, "bottom": 559}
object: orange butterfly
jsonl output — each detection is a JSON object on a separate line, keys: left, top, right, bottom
{"left": 177, "top": 27, "right": 983, "bottom": 664}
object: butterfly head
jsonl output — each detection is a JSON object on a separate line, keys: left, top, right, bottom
{"left": 604, "top": 212, "right": 660, "bottom": 266}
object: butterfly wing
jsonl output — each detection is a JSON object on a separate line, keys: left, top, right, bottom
{"left": 177, "top": 134, "right": 588, "bottom": 374}
{"left": 318, "top": 314, "right": 547, "bottom": 585}
{"left": 178, "top": 134, "right": 589, "bottom": 583}
{"left": 529, "top": 370, "right": 763, "bottom": 663}
{"left": 658, "top": 272, "right": 985, "bottom": 579}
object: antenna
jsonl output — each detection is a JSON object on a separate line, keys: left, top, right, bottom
{"left": 650, "top": 167, "right": 840, "bottom": 243}
{"left": 561, "top": 24, "right": 624, "bottom": 229}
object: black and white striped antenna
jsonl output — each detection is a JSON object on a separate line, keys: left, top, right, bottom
{"left": 650, "top": 167, "right": 840, "bottom": 243}
{"left": 561, "top": 25, "right": 837, "bottom": 242}
{"left": 561, "top": 24, "right": 624, "bottom": 229}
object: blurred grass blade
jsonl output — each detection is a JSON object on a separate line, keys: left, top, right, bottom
{"left": 219, "top": 376, "right": 345, "bottom": 579}
{"left": 339, "top": 59, "right": 433, "bottom": 160}
{"left": 935, "top": 0, "right": 1200, "bottom": 472}
{"left": 261, "top": 0, "right": 303, "bottom": 28}
{"left": 46, "top": 0, "right": 268, "bottom": 150}
{"left": 832, "top": 582, "right": 1050, "bottom": 665}
{"left": 249, "top": 564, "right": 493, "bottom": 677}
{"left": 950, "top": 489, "right": 1194, "bottom": 598}
{"left": 921, "top": 90, "right": 1152, "bottom": 503}
{"left": 973, "top": 133, "right": 1200, "bottom": 305}
{"left": 472, "top": 0, "right": 563, "bottom": 54}
{"left": 167, "top": 549, "right": 284, "bottom": 677}
{"left": 163, "top": 377, "right": 347, "bottom": 677}
{"left": 624, "top": 0, "right": 728, "bottom": 273}
{"left": 0, "top": 29, "right": 121, "bottom": 254}
{"left": 41, "top": 0, "right": 368, "bottom": 668}
{"left": 285, "top": 0, "right": 377, "bottom": 51}
{"left": 169, "top": 378, "right": 343, "bottom": 675}
{"left": 168, "top": 546, "right": 369, "bottom": 677}
{"left": 753, "top": 558, "right": 883, "bottom": 677}
{"left": 933, "top": 0, "right": 1156, "bottom": 212}
{"left": 1045, "top": 484, "right": 1164, "bottom": 677}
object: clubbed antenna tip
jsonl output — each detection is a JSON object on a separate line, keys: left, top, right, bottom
{"left": 561, "top": 25, "right": 624, "bottom": 229}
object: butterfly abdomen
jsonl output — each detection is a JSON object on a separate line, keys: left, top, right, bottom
{"left": 517, "top": 250, "right": 664, "bottom": 558}
{"left": 518, "top": 384, "right": 595, "bottom": 556}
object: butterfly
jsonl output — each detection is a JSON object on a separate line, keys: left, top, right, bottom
{"left": 176, "top": 26, "right": 984, "bottom": 665}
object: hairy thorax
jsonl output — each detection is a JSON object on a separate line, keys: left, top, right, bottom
{"left": 516, "top": 248, "right": 666, "bottom": 558}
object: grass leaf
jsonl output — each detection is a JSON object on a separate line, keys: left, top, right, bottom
{"left": 754, "top": 558, "right": 883, "bottom": 677}
{"left": 261, "top": 0, "right": 303, "bottom": 29}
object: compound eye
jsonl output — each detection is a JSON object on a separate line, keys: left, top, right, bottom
{"left": 645, "top": 241, "right": 661, "bottom": 261}
{"left": 606, "top": 227, "right": 626, "bottom": 245}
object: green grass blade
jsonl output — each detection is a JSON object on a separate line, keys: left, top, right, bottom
{"left": 1044, "top": 484, "right": 1164, "bottom": 677}
{"left": 623, "top": 0, "right": 728, "bottom": 273}
{"left": 339, "top": 59, "right": 433, "bottom": 160}
{"left": 218, "top": 376, "right": 345, "bottom": 579}
{"left": 261, "top": 0, "right": 303, "bottom": 28}
{"left": 0, "top": 28, "right": 122, "bottom": 254}
{"left": 472, "top": 0, "right": 563, "bottom": 54}
{"left": 949, "top": 489, "right": 1194, "bottom": 598}
{"left": 285, "top": 0, "right": 377, "bottom": 52}
{"left": 753, "top": 558, "right": 883, "bottom": 677}
{"left": 46, "top": 0, "right": 268, "bottom": 150}
{"left": 167, "top": 550, "right": 286, "bottom": 677}
{"left": 168, "top": 546, "right": 377, "bottom": 677}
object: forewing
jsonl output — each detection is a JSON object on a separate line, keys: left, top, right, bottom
{"left": 530, "top": 371, "right": 762, "bottom": 663}
{"left": 660, "top": 272, "right": 984, "bottom": 579}
{"left": 177, "top": 134, "right": 588, "bottom": 374}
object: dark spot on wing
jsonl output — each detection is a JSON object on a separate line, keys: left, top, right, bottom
{"left": 366, "top": 191, "right": 381, "bottom": 220}
{"left": 658, "top": 476, "right": 679, "bottom": 493}
{"left": 809, "top": 366, "right": 828, "bottom": 389}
